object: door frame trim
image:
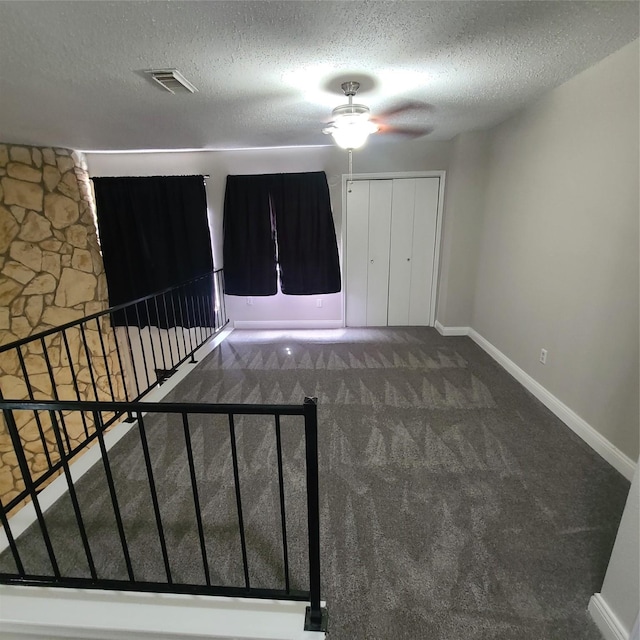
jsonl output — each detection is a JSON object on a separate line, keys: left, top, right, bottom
{"left": 341, "top": 171, "right": 446, "bottom": 327}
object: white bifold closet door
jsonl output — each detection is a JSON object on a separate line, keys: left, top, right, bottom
{"left": 345, "top": 177, "right": 440, "bottom": 327}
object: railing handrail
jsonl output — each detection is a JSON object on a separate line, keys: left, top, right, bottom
{"left": 0, "top": 398, "right": 309, "bottom": 416}
{"left": 0, "top": 268, "right": 224, "bottom": 355}
{"left": 0, "top": 574, "right": 312, "bottom": 601}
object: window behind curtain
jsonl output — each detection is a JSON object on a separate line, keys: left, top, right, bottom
{"left": 92, "top": 175, "right": 213, "bottom": 325}
{"left": 223, "top": 171, "right": 341, "bottom": 296}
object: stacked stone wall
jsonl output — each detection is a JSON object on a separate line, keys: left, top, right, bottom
{"left": 0, "top": 143, "right": 125, "bottom": 506}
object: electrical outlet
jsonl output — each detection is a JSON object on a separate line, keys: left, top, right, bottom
{"left": 316, "top": 298, "right": 323, "bottom": 308}
{"left": 246, "top": 297, "right": 253, "bottom": 306}
{"left": 539, "top": 348, "right": 548, "bottom": 364}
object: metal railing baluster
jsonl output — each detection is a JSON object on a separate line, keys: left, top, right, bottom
{"left": 92, "top": 410, "right": 135, "bottom": 582}
{"left": 95, "top": 318, "right": 116, "bottom": 402}
{"left": 303, "top": 397, "right": 325, "bottom": 631}
{"left": 136, "top": 412, "right": 172, "bottom": 584}
{"left": 2, "top": 405, "right": 60, "bottom": 578}
{"left": 161, "top": 292, "right": 176, "bottom": 370}
{"left": 41, "top": 337, "right": 72, "bottom": 456}
{"left": 48, "top": 410, "right": 97, "bottom": 580}
{"left": 211, "top": 272, "right": 219, "bottom": 332}
{"left": 275, "top": 414, "right": 290, "bottom": 594}
{"left": 220, "top": 273, "right": 228, "bottom": 330}
{"left": 204, "top": 288, "right": 215, "bottom": 338}
{"left": 228, "top": 414, "right": 250, "bottom": 590}
{"left": 133, "top": 303, "right": 152, "bottom": 391}
{"left": 190, "top": 291, "right": 203, "bottom": 346}
{"left": 0, "top": 496, "right": 25, "bottom": 576}
{"left": 143, "top": 300, "right": 161, "bottom": 382}
{"left": 15, "top": 346, "right": 52, "bottom": 469}
{"left": 79, "top": 323, "right": 99, "bottom": 402}
{"left": 61, "top": 329, "right": 90, "bottom": 440}
{"left": 202, "top": 286, "right": 210, "bottom": 339}
{"left": 195, "top": 291, "right": 205, "bottom": 341}
{"left": 152, "top": 296, "right": 168, "bottom": 373}
{"left": 109, "top": 314, "right": 132, "bottom": 402}
{"left": 121, "top": 307, "right": 141, "bottom": 399}
{"left": 171, "top": 291, "right": 188, "bottom": 361}
{"left": 181, "top": 412, "right": 211, "bottom": 586}
{"left": 177, "top": 287, "right": 196, "bottom": 362}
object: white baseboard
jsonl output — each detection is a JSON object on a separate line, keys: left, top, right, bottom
{"left": 589, "top": 593, "right": 630, "bottom": 640}
{"left": 468, "top": 329, "right": 635, "bottom": 481}
{"left": 233, "top": 320, "right": 343, "bottom": 329}
{"left": 0, "top": 585, "right": 325, "bottom": 640}
{"left": 434, "top": 321, "right": 470, "bottom": 336}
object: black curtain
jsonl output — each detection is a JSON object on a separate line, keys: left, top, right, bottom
{"left": 93, "top": 175, "right": 213, "bottom": 326}
{"left": 223, "top": 171, "right": 341, "bottom": 296}
{"left": 222, "top": 174, "right": 277, "bottom": 296}
{"left": 272, "top": 172, "right": 341, "bottom": 295}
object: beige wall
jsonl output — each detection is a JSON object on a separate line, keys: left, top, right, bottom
{"left": 592, "top": 459, "right": 640, "bottom": 637}
{"left": 437, "top": 131, "right": 489, "bottom": 327}
{"left": 472, "top": 39, "right": 639, "bottom": 461}
{"left": 86, "top": 139, "right": 451, "bottom": 325}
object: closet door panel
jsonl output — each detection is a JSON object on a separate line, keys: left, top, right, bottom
{"left": 387, "top": 179, "right": 416, "bottom": 326}
{"left": 409, "top": 178, "right": 440, "bottom": 324}
{"left": 366, "top": 180, "right": 393, "bottom": 326}
{"left": 345, "top": 181, "right": 370, "bottom": 326}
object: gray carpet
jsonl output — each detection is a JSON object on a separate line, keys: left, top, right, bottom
{"left": 1, "top": 327, "right": 630, "bottom": 639}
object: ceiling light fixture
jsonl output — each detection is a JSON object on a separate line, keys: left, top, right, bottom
{"left": 323, "top": 81, "right": 378, "bottom": 189}
{"left": 322, "top": 81, "right": 378, "bottom": 150}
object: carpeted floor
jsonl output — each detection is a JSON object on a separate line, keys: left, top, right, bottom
{"left": 2, "top": 328, "right": 630, "bottom": 639}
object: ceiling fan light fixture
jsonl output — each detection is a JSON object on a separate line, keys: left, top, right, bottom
{"left": 325, "top": 118, "right": 378, "bottom": 149}
{"left": 323, "top": 80, "right": 379, "bottom": 150}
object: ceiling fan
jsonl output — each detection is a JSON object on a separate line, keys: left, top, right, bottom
{"left": 322, "top": 81, "right": 432, "bottom": 150}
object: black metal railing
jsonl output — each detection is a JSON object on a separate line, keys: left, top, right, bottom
{"left": 0, "top": 398, "right": 326, "bottom": 632}
{"left": 0, "top": 269, "right": 228, "bottom": 406}
{"left": 0, "top": 270, "right": 228, "bottom": 493}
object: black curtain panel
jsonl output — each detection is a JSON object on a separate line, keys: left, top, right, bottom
{"left": 222, "top": 171, "right": 341, "bottom": 296}
{"left": 93, "top": 175, "right": 213, "bottom": 327}
{"left": 222, "top": 174, "right": 278, "bottom": 296}
{"left": 271, "top": 172, "right": 341, "bottom": 295}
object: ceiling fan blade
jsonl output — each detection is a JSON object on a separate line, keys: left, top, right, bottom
{"left": 375, "top": 123, "right": 434, "bottom": 138}
{"left": 374, "top": 100, "right": 432, "bottom": 120}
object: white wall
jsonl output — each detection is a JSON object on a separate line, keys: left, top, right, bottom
{"left": 589, "top": 460, "right": 640, "bottom": 639}
{"left": 471, "top": 39, "right": 639, "bottom": 462}
{"left": 437, "top": 130, "right": 489, "bottom": 328}
{"left": 86, "top": 139, "right": 450, "bottom": 327}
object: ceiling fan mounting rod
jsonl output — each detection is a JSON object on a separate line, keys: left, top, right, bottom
{"left": 331, "top": 80, "right": 369, "bottom": 119}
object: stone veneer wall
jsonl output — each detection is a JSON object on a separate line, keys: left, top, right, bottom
{"left": 0, "top": 143, "right": 125, "bottom": 507}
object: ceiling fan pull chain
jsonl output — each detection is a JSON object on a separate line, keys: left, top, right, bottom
{"left": 348, "top": 149, "right": 353, "bottom": 192}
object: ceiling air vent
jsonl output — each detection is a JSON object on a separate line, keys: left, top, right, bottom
{"left": 145, "top": 69, "right": 198, "bottom": 94}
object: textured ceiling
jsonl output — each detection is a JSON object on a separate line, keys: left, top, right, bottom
{"left": 0, "top": 1, "right": 638, "bottom": 151}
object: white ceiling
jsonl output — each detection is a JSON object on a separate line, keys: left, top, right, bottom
{"left": 0, "top": 1, "right": 638, "bottom": 151}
